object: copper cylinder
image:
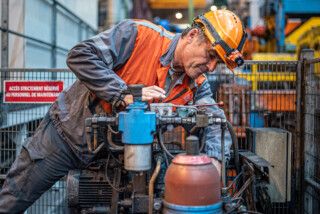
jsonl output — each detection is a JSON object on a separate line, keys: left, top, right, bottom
{"left": 164, "top": 154, "right": 220, "bottom": 206}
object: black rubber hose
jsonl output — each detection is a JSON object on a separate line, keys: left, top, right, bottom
{"left": 199, "top": 116, "right": 239, "bottom": 174}
{"left": 158, "top": 118, "right": 239, "bottom": 174}
{"left": 226, "top": 119, "right": 240, "bottom": 174}
{"left": 157, "top": 126, "right": 175, "bottom": 159}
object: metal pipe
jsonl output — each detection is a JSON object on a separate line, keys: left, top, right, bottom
{"left": 107, "top": 129, "right": 124, "bottom": 149}
{"left": 92, "top": 143, "right": 105, "bottom": 154}
{"left": 221, "top": 122, "right": 227, "bottom": 188}
{"left": 93, "top": 126, "right": 98, "bottom": 150}
{"left": 86, "top": 127, "right": 92, "bottom": 153}
{"left": 149, "top": 160, "right": 162, "bottom": 214}
{"left": 1, "top": 0, "right": 9, "bottom": 68}
{"left": 193, "top": 101, "right": 224, "bottom": 107}
{"left": 188, "top": 0, "right": 194, "bottom": 25}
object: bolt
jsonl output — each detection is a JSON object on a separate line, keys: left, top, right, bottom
{"left": 154, "top": 202, "right": 162, "bottom": 210}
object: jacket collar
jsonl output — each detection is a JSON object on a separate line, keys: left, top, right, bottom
{"left": 159, "top": 33, "right": 198, "bottom": 89}
{"left": 159, "top": 33, "right": 181, "bottom": 67}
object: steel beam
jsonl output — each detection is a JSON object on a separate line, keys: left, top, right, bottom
{"left": 1, "top": 0, "right": 9, "bottom": 68}
{"left": 1, "top": 0, "right": 9, "bottom": 127}
{"left": 188, "top": 0, "right": 194, "bottom": 25}
{"left": 52, "top": 0, "right": 57, "bottom": 70}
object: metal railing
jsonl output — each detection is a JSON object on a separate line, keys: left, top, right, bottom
{"left": 296, "top": 50, "right": 320, "bottom": 214}
{"left": 0, "top": 68, "right": 77, "bottom": 213}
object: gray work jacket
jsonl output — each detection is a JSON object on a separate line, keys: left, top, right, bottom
{"left": 49, "top": 19, "right": 232, "bottom": 164}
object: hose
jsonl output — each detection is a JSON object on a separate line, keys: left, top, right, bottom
{"left": 158, "top": 118, "right": 239, "bottom": 174}
{"left": 107, "top": 128, "right": 124, "bottom": 149}
{"left": 149, "top": 159, "right": 162, "bottom": 214}
{"left": 207, "top": 113, "right": 240, "bottom": 174}
{"left": 105, "top": 152, "right": 123, "bottom": 192}
{"left": 157, "top": 126, "right": 174, "bottom": 159}
{"left": 108, "top": 125, "right": 120, "bottom": 134}
{"left": 226, "top": 119, "right": 240, "bottom": 174}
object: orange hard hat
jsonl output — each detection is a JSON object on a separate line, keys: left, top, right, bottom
{"left": 194, "top": 10, "right": 247, "bottom": 73}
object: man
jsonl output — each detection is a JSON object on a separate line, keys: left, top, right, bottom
{"left": 0, "top": 10, "right": 246, "bottom": 213}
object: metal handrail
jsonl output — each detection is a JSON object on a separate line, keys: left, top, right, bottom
{"left": 304, "top": 58, "right": 320, "bottom": 65}
{"left": 0, "top": 68, "right": 71, "bottom": 72}
{"left": 0, "top": 27, "right": 70, "bottom": 52}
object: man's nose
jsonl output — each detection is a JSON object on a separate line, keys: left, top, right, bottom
{"left": 207, "top": 60, "right": 218, "bottom": 72}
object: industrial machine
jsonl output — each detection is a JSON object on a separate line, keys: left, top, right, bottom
{"left": 66, "top": 85, "right": 272, "bottom": 214}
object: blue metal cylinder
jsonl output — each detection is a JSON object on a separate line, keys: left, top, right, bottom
{"left": 162, "top": 200, "right": 222, "bottom": 214}
{"left": 118, "top": 102, "right": 156, "bottom": 144}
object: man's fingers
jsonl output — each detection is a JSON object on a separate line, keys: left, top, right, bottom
{"left": 145, "top": 85, "right": 166, "bottom": 94}
{"left": 143, "top": 91, "right": 166, "bottom": 99}
{"left": 141, "top": 96, "right": 153, "bottom": 101}
{"left": 142, "top": 86, "right": 166, "bottom": 100}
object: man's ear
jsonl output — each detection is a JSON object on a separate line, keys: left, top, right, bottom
{"left": 187, "top": 28, "right": 198, "bottom": 43}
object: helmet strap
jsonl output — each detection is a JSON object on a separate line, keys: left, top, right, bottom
{"left": 198, "top": 15, "right": 233, "bottom": 56}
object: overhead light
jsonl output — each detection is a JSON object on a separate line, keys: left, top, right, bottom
{"left": 175, "top": 12, "right": 183, "bottom": 19}
{"left": 211, "top": 5, "right": 217, "bottom": 11}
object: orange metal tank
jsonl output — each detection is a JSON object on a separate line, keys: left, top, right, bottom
{"left": 164, "top": 136, "right": 221, "bottom": 206}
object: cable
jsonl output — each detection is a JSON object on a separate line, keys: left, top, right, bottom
{"left": 105, "top": 152, "right": 123, "bottom": 192}
{"left": 108, "top": 125, "right": 120, "bottom": 134}
{"left": 109, "top": 151, "right": 122, "bottom": 165}
{"left": 112, "top": 95, "right": 127, "bottom": 114}
{"left": 208, "top": 113, "right": 240, "bottom": 174}
{"left": 225, "top": 197, "right": 245, "bottom": 214}
{"left": 228, "top": 171, "right": 243, "bottom": 190}
{"left": 157, "top": 126, "right": 174, "bottom": 159}
{"left": 232, "top": 175, "right": 242, "bottom": 197}
{"left": 226, "top": 119, "right": 240, "bottom": 174}
{"left": 163, "top": 151, "right": 170, "bottom": 167}
{"left": 200, "top": 132, "right": 205, "bottom": 152}
{"left": 107, "top": 128, "right": 124, "bottom": 149}
{"left": 231, "top": 197, "right": 244, "bottom": 204}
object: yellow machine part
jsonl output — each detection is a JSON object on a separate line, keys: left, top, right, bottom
{"left": 296, "top": 26, "right": 320, "bottom": 77}
{"left": 285, "top": 17, "right": 320, "bottom": 46}
{"left": 251, "top": 53, "right": 297, "bottom": 61}
{"left": 147, "top": 0, "right": 206, "bottom": 9}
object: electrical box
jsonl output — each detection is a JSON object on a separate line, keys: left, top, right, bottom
{"left": 246, "top": 127, "right": 292, "bottom": 202}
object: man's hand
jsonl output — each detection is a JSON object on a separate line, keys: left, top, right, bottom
{"left": 211, "top": 158, "right": 222, "bottom": 177}
{"left": 122, "top": 86, "right": 166, "bottom": 106}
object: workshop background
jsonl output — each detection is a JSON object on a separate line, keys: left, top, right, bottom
{"left": 0, "top": 0, "right": 319, "bottom": 213}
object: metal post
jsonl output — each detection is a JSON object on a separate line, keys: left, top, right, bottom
{"left": 299, "top": 49, "right": 314, "bottom": 214}
{"left": 1, "top": 0, "right": 9, "bottom": 68}
{"left": 78, "top": 21, "right": 83, "bottom": 43}
{"left": 188, "top": 0, "right": 194, "bottom": 25}
{"left": 295, "top": 49, "right": 303, "bottom": 214}
{"left": 52, "top": 0, "right": 57, "bottom": 74}
{"left": 275, "top": 0, "right": 285, "bottom": 52}
{"left": 0, "top": 0, "right": 9, "bottom": 127}
{"left": 279, "top": 0, "right": 285, "bottom": 52}
{"left": 221, "top": 121, "right": 227, "bottom": 188}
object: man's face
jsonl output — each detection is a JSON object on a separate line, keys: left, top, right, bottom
{"left": 182, "top": 32, "right": 224, "bottom": 79}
